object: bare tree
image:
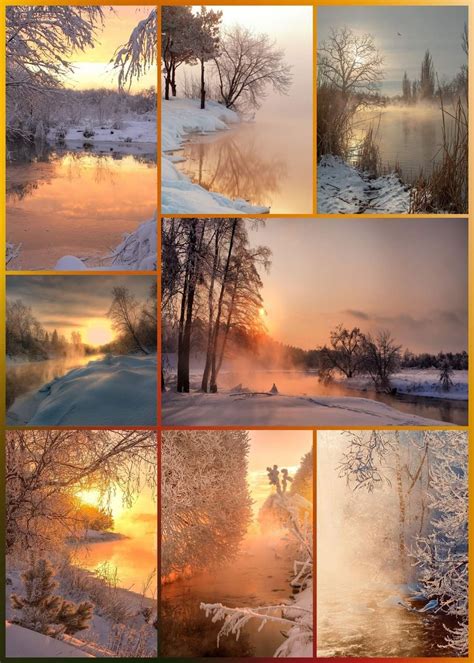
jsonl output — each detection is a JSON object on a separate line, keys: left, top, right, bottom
{"left": 108, "top": 286, "right": 149, "bottom": 354}
{"left": 362, "top": 329, "right": 401, "bottom": 392}
{"left": 214, "top": 25, "right": 292, "bottom": 110}
{"left": 320, "top": 324, "right": 366, "bottom": 379}
{"left": 318, "top": 27, "right": 383, "bottom": 99}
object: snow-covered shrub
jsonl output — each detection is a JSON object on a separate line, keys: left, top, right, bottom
{"left": 54, "top": 124, "right": 67, "bottom": 142}
{"left": 107, "top": 623, "right": 156, "bottom": 658}
{"left": 161, "top": 430, "right": 252, "bottom": 579}
{"left": 411, "top": 431, "right": 468, "bottom": 655}
{"left": 82, "top": 125, "right": 95, "bottom": 138}
{"left": 11, "top": 556, "right": 93, "bottom": 638}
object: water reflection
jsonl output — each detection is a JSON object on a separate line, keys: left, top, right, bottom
{"left": 174, "top": 119, "right": 313, "bottom": 213}
{"left": 351, "top": 106, "right": 456, "bottom": 183}
{"left": 6, "top": 144, "right": 157, "bottom": 270}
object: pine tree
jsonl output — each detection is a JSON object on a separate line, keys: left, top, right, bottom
{"left": 11, "top": 556, "right": 93, "bottom": 638}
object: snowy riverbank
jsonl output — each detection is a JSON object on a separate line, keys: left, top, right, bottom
{"left": 7, "top": 354, "right": 157, "bottom": 426}
{"left": 162, "top": 389, "right": 440, "bottom": 426}
{"left": 317, "top": 155, "right": 410, "bottom": 213}
{"left": 344, "top": 369, "right": 468, "bottom": 401}
{"left": 161, "top": 98, "right": 269, "bottom": 214}
{"left": 47, "top": 113, "right": 156, "bottom": 149}
{"left": 6, "top": 561, "right": 157, "bottom": 658}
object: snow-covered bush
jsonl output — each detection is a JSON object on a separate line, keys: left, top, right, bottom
{"left": 11, "top": 556, "right": 93, "bottom": 638}
{"left": 411, "top": 431, "right": 468, "bottom": 655}
{"left": 161, "top": 430, "right": 252, "bottom": 579}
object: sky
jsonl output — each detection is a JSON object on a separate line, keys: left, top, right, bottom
{"left": 247, "top": 430, "right": 313, "bottom": 516}
{"left": 248, "top": 218, "right": 467, "bottom": 354}
{"left": 318, "top": 6, "right": 467, "bottom": 96}
{"left": 64, "top": 6, "right": 156, "bottom": 91}
{"left": 7, "top": 275, "right": 154, "bottom": 345}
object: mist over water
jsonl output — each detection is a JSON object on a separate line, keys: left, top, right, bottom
{"left": 317, "top": 432, "right": 456, "bottom": 658}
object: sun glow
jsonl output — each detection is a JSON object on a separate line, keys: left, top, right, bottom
{"left": 84, "top": 320, "right": 114, "bottom": 346}
{"left": 76, "top": 488, "right": 102, "bottom": 507}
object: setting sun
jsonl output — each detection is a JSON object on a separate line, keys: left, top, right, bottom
{"left": 84, "top": 321, "right": 114, "bottom": 346}
{"left": 76, "top": 488, "right": 101, "bottom": 507}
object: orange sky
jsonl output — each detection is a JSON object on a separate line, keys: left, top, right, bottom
{"left": 64, "top": 6, "right": 156, "bottom": 91}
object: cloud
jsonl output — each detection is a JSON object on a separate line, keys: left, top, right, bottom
{"left": 344, "top": 309, "right": 370, "bottom": 320}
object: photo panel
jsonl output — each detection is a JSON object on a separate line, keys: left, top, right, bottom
{"left": 160, "top": 428, "right": 314, "bottom": 657}
{"left": 316, "top": 429, "right": 468, "bottom": 658}
{"left": 161, "top": 4, "right": 314, "bottom": 215}
{"left": 5, "top": 428, "right": 158, "bottom": 658}
{"left": 316, "top": 5, "right": 468, "bottom": 215}
{"left": 161, "top": 216, "right": 468, "bottom": 428}
{"left": 6, "top": 274, "right": 158, "bottom": 427}
{"left": 6, "top": 5, "right": 157, "bottom": 271}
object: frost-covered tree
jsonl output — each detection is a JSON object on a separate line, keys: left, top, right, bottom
{"left": 6, "top": 430, "right": 156, "bottom": 553}
{"left": 6, "top": 6, "right": 103, "bottom": 138}
{"left": 161, "top": 6, "right": 196, "bottom": 99}
{"left": 108, "top": 286, "right": 150, "bottom": 354}
{"left": 411, "top": 431, "right": 468, "bottom": 655}
{"left": 362, "top": 329, "right": 401, "bottom": 392}
{"left": 161, "top": 430, "right": 252, "bottom": 578}
{"left": 11, "top": 556, "right": 93, "bottom": 637}
{"left": 114, "top": 8, "right": 156, "bottom": 90}
{"left": 192, "top": 7, "right": 222, "bottom": 109}
{"left": 214, "top": 26, "right": 292, "bottom": 110}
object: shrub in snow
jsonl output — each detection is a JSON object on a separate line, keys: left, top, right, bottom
{"left": 82, "top": 126, "right": 95, "bottom": 138}
{"left": 54, "top": 125, "right": 67, "bottom": 142}
{"left": 161, "top": 429, "right": 252, "bottom": 578}
{"left": 439, "top": 360, "right": 454, "bottom": 392}
{"left": 11, "top": 556, "right": 93, "bottom": 638}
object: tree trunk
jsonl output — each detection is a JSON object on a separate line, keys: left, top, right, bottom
{"left": 200, "top": 59, "right": 206, "bottom": 109}
{"left": 209, "top": 221, "right": 238, "bottom": 392}
{"left": 171, "top": 63, "right": 177, "bottom": 97}
{"left": 395, "top": 432, "right": 407, "bottom": 576}
{"left": 201, "top": 229, "right": 221, "bottom": 392}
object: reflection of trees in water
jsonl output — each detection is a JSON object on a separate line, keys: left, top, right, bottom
{"left": 160, "top": 595, "right": 253, "bottom": 657}
{"left": 7, "top": 144, "right": 157, "bottom": 198}
{"left": 181, "top": 133, "right": 286, "bottom": 206}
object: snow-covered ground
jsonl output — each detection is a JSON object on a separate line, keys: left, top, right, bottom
{"left": 162, "top": 389, "right": 440, "bottom": 426}
{"left": 7, "top": 354, "right": 157, "bottom": 426}
{"left": 6, "top": 560, "right": 157, "bottom": 658}
{"left": 49, "top": 114, "right": 156, "bottom": 149}
{"left": 345, "top": 369, "right": 468, "bottom": 401}
{"left": 317, "top": 155, "right": 410, "bottom": 213}
{"left": 161, "top": 98, "right": 269, "bottom": 214}
{"left": 54, "top": 216, "right": 157, "bottom": 271}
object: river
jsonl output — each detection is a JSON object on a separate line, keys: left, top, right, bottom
{"left": 173, "top": 115, "right": 313, "bottom": 214}
{"left": 350, "top": 105, "right": 458, "bottom": 183}
{"left": 160, "top": 535, "right": 298, "bottom": 657}
{"left": 179, "top": 368, "right": 467, "bottom": 425}
{"left": 6, "top": 143, "right": 156, "bottom": 269}
{"left": 6, "top": 354, "right": 102, "bottom": 411}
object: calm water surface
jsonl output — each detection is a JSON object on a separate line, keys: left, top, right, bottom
{"left": 173, "top": 116, "right": 313, "bottom": 214}
{"left": 351, "top": 105, "right": 458, "bottom": 183}
{"left": 161, "top": 536, "right": 297, "bottom": 657}
{"left": 6, "top": 144, "right": 156, "bottom": 269}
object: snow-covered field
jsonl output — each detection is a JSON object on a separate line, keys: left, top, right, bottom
{"left": 318, "top": 155, "right": 410, "bottom": 213}
{"left": 345, "top": 369, "right": 468, "bottom": 401}
{"left": 7, "top": 354, "right": 157, "bottom": 426}
{"left": 162, "top": 389, "right": 440, "bottom": 426}
{"left": 161, "top": 98, "right": 269, "bottom": 214}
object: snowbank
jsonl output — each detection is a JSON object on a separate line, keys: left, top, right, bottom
{"left": 6, "top": 623, "right": 95, "bottom": 658}
{"left": 54, "top": 216, "right": 157, "bottom": 271}
{"left": 7, "top": 354, "right": 157, "bottom": 426}
{"left": 162, "top": 390, "right": 440, "bottom": 427}
{"left": 161, "top": 98, "right": 269, "bottom": 214}
{"left": 318, "top": 155, "right": 410, "bottom": 213}
{"left": 345, "top": 369, "right": 468, "bottom": 401}
{"left": 52, "top": 114, "right": 156, "bottom": 147}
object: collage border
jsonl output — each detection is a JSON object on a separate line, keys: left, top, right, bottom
{"left": 1, "top": 0, "right": 472, "bottom": 661}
